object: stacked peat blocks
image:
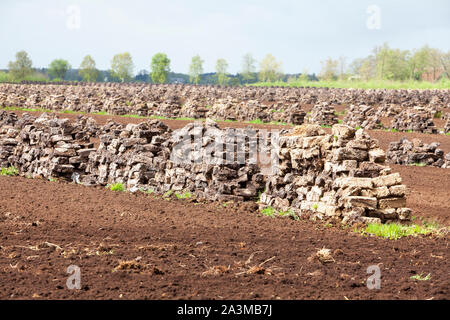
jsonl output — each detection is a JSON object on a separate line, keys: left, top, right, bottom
{"left": 3, "top": 113, "right": 95, "bottom": 180}
{"left": 159, "top": 120, "right": 267, "bottom": 201}
{"left": 343, "top": 105, "right": 383, "bottom": 130}
{"left": 387, "top": 138, "right": 445, "bottom": 167}
{"left": 305, "top": 103, "right": 338, "bottom": 126}
{"left": 259, "top": 124, "right": 411, "bottom": 224}
{"left": 391, "top": 107, "right": 437, "bottom": 133}
{"left": 84, "top": 120, "right": 172, "bottom": 188}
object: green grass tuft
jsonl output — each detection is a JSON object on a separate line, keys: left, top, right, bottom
{"left": 0, "top": 166, "right": 19, "bottom": 176}
{"left": 163, "top": 190, "right": 174, "bottom": 198}
{"left": 411, "top": 162, "right": 426, "bottom": 167}
{"left": 109, "top": 183, "right": 125, "bottom": 192}
{"left": 175, "top": 191, "right": 192, "bottom": 199}
{"left": 433, "top": 111, "right": 442, "bottom": 119}
{"left": 260, "top": 206, "right": 276, "bottom": 217}
{"left": 361, "top": 222, "right": 439, "bottom": 240}
{"left": 410, "top": 273, "right": 431, "bottom": 281}
{"left": 246, "top": 119, "right": 265, "bottom": 124}
{"left": 174, "top": 117, "right": 196, "bottom": 121}
{"left": 121, "top": 114, "right": 146, "bottom": 119}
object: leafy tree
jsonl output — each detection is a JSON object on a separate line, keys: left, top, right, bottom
{"left": 110, "top": 52, "right": 134, "bottom": 82}
{"left": 440, "top": 51, "right": 450, "bottom": 79}
{"left": 338, "top": 56, "right": 347, "bottom": 80}
{"left": 359, "top": 57, "right": 376, "bottom": 81}
{"left": 258, "top": 54, "right": 282, "bottom": 82}
{"left": 8, "top": 51, "right": 33, "bottom": 81}
{"left": 230, "top": 77, "right": 241, "bottom": 86}
{"left": 241, "top": 53, "right": 256, "bottom": 83}
{"left": 319, "top": 58, "right": 339, "bottom": 81}
{"left": 151, "top": 52, "right": 171, "bottom": 84}
{"left": 48, "top": 59, "right": 71, "bottom": 80}
{"left": 409, "top": 46, "right": 431, "bottom": 80}
{"left": 188, "top": 55, "right": 204, "bottom": 84}
{"left": 79, "top": 55, "right": 99, "bottom": 82}
{"left": 427, "top": 48, "right": 444, "bottom": 81}
{"left": 298, "top": 68, "right": 309, "bottom": 82}
{"left": 215, "top": 58, "right": 229, "bottom": 85}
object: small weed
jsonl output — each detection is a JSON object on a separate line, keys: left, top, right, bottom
{"left": 175, "top": 191, "right": 192, "bottom": 200}
{"left": 279, "top": 209, "right": 299, "bottom": 221}
{"left": 256, "top": 190, "right": 263, "bottom": 203}
{"left": 163, "top": 190, "right": 174, "bottom": 198}
{"left": 174, "top": 117, "right": 196, "bottom": 121}
{"left": 260, "top": 206, "right": 275, "bottom": 217}
{"left": 433, "top": 111, "right": 442, "bottom": 119}
{"left": 411, "top": 162, "right": 426, "bottom": 167}
{"left": 246, "top": 119, "right": 264, "bottom": 124}
{"left": 61, "top": 109, "right": 80, "bottom": 114}
{"left": 312, "top": 203, "right": 318, "bottom": 211}
{"left": 48, "top": 177, "right": 58, "bottom": 182}
{"left": 410, "top": 273, "right": 431, "bottom": 281}
{"left": 149, "top": 115, "right": 167, "bottom": 120}
{"left": 0, "top": 166, "right": 19, "bottom": 176}
{"left": 109, "top": 183, "right": 125, "bottom": 192}
{"left": 122, "top": 114, "right": 146, "bottom": 119}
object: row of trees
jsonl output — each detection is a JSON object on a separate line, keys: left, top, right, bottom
{"left": 6, "top": 44, "right": 448, "bottom": 84}
{"left": 5, "top": 51, "right": 284, "bottom": 84}
{"left": 319, "top": 44, "right": 450, "bottom": 82}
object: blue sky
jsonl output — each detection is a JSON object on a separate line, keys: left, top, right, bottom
{"left": 1, "top": 0, "right": 449, "bottom": 74}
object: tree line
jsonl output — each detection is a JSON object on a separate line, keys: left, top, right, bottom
{"left": 319, "top": 43, "right": 450, "bottom": 82}
{"left": 2, "top": 44, "right": 449, "bottom": 85}
{"left": 2, "top": 51, "right": 285, "bottom": 85}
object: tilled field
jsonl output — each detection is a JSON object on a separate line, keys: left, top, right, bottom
{"left": 0, "top": 109, "right": 449, "bottom": 300}
{"left": 0, "top": 175, "right": 448, "bottom": 300}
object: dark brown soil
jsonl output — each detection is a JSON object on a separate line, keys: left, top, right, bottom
{"left": 0, "top": 176, "right": 448, "bottom": 300}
